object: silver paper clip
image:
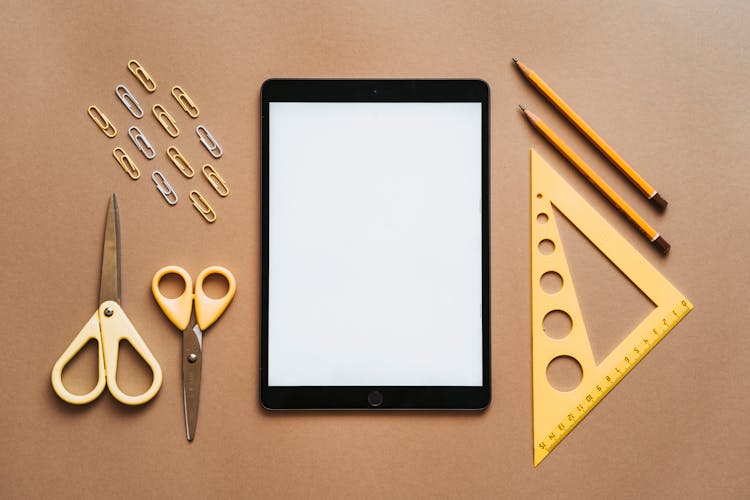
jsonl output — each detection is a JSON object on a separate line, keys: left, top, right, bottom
{"left": 189, "top": 190, "right": 217, "bottom": 223}
{"left": 128, "top": 126, "right": 156, "bottom": 159}
{"left": 151, "top": 170, "right": 178, "bottom": 205}
{"left": 166, "top": 146, "right": 195, "bottom": 178}
{"left": 196, "top": 125, "right": 223, "bottom": 159}
{"left": 115, "top": 85, "right": 144, "bottom": 118}
{"left": 112, "top": 147, "right": 140, "bottom": 180}
{"left": 202, "top": 164, "right": 229, "bottom": 197}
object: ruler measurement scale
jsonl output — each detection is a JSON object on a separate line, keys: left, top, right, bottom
{"left": 536, "top": 298, "right": 693, "bottom": 459}
{"left": 530, "top": 149, "right": 693, "bottom": 465}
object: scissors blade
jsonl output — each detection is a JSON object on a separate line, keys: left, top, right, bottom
{"left": 99, "top": 193, "right": 121, "bottom": 304}
{"left": 183, "top": 320, "right": 203, "bottom": 441}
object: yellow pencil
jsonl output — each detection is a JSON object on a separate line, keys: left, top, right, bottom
{"left": 513, "top": 58, "right": 667, "bottom": 211}
{"left": 520, "top": 105, "right": 670, "bottom": 254}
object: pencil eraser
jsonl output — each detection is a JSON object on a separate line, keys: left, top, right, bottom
{"left": 650, "top": 193, "right": 668, "bottom": 211}
{"left": 653, "top": 235, "right": 671, "bottom": 255}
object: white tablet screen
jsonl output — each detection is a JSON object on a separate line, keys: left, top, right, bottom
{"left": 268, "top": 102, "right": 483, "bottom": 386}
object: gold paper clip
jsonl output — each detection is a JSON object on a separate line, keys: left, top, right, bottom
{"left": 151, "top": 171, "right": 178, "bottom": 205}
{"left": 87, "top": 106, "right": 117, "bottom": 138}
{"left": 171, "top": 86, "right": 200, "bottom": 118}
{"left": 112, "top": 147, "right": 140, "bottom": 180}
{"left": 115, "top": 85, "right": 144, "bottom": 118}
{"left": 196, "top": 125, "right": 223, "bottom": 159}
{"left": 128, "top": 126, "right": 156, "bottom": 160}
{"left": 189, "top": 190, "right": 217, "bottom": 223}
{"left": 152, "top": 104, "right": 180, "bottom": 138}
{"left": 202, "top": 164, "right": 229, "bottom": 197}
{"left": 166, "top": 146, "right": 195, "bottom": 178}
{"left": 127, "top": 59, "right": 156, "bottom": 93}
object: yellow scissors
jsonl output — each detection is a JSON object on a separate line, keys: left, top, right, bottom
{"left": 152, "top": 265, "right": 236, "bottom": 441}
{"left": 51, "top": 194, "right": 163, "bottom": 405}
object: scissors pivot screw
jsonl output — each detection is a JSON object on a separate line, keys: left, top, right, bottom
{"left": 104, "top": 307, "right": 114, "bottom": 317}
{"left": 188, "top": 353, "right": 198, "bottom": 363}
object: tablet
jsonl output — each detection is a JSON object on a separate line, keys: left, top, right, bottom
{"left": 260, "top": 79, "right": 490, "bottom": 409}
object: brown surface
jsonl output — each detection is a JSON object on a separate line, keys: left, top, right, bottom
{"left": 1, "top": 1, "right": 748, "bottom": 498}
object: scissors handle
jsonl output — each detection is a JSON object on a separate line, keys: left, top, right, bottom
{"left": 194, "top": 266, "right": 236, "bottom": 330}
{"left": 152, "top": 266, "right": 194, "bottom": 331}
{"left": 99, "top": 301, "right": 163, "bottom": 405}
{"left": 51, "top": 302, "right": 163, "bottom": 405}
{"left": 51, "top": 311, "right": 106, "bottom": 404}
{"left": 152, "top": 265, "right": 236, "bottom": 332}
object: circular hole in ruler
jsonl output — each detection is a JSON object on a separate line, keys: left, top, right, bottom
{"left": 542, "top": 310, "right": 572, "bottom": 339}
{"left": 538, "top": 239, "right": 555, "bottom": 255}
{"left": 546, "top": 355, "right": 583, "bottom": 392}
{"left": 536, "top": 193, "right": 543, "bottom": 199}
{"left": 540, "top": 271, "right": 563, "bottom": 294}
{"left": 537, "top": 213, "right": 548, "bottom": 224}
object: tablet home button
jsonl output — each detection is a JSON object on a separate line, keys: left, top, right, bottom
{"left": 367, "top": 390, "right": 383, "bottom": 407}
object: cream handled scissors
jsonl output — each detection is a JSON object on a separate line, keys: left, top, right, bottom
{"left": 152, "top": 265, "right": 236, "bottom": 441}
{"left": 51, "top": 194, "right": 163, "bottom": 405}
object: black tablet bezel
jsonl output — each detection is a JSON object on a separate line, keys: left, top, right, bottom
{"left": 260, "top": 79, "right": 490, "bottom": 410}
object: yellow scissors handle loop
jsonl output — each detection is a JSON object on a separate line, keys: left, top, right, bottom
{"left": 51, "top": 311, "right": 106, "bottom": 404}
{"left": 194, "top": 266, "right": 237, "bottom": 331}
{"left": 99, "top": 301, "right": 163, "bottom": 405}
{"left": 152, "top": 266, "right": 194, "bottom": 331}
{"left": 50, "top": 303, "right": 163, "bottom": 406}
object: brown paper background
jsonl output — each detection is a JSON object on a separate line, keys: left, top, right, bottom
{"left": 1, "top": 1, "right": 748, "bottom": 498}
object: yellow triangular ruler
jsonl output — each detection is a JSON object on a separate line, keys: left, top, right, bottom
{"left": 530, "top": 149, "right": 693, "bottom": 466}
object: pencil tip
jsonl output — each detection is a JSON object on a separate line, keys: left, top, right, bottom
{"left": 519, "top": 104, "right": 526, "bottom": 112}
{"left": 512, "top": 57, "right": 518, "bottom": 64}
